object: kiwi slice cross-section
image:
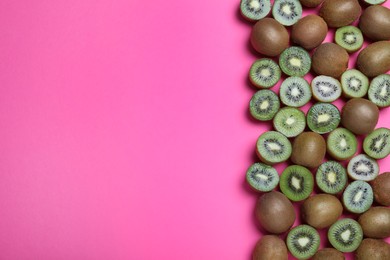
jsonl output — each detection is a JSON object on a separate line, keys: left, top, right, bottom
{"left": 246, "top": 163, "right": 279, "bottom": 192}
{"left": 279, "top": 76, "right": 312, "bottom": 107}
{"left": 279, "top": 47, "right": 311, "bottom": 77}
{"left": 368, "top": 74, "right": 390, "bottom": 108}
{"left": 341, "top": 69, "right": 369, "bottom": 99}
{"left": 287, "top": 225, "right": 320, "bottom": 259}
{"left": 256, "top": 131, "right": 292, "bottom": 165}
{"left": 272, "top": 0, "right": 303, "bottom": 26}
{"left": 240, "top": 0, "right": 272, "bottom": 21}
{"left": 311, "top": 75, "right": 342, "bottom": 102}
{"left": 249, "top": 59, "right": 281, "bottom": 89}
{"left": 363, "top": 127, "right": 390, "bottom": 159}
{"left": 327, "top": 128, "right": 358, "bottom": 161}
{"left": 363, "top": 0, "right": 386, "bottom": 5}
{"left": 347, "top": 154, "right": 379, "bottom": 181}
{"left": 328, "top": 218, "right": 363, "bottom": 253}
{"left": 280, "top": 165, "right": 314, "bottom": 201}
{"left": 335, "top": 26, "right": 364, "bottom": 53}
{"left": 249, "top": 90, "right": 280, "bottom": 121}
{"left": 273, "top": 107, "right": 306, "bottom": 138}
{"left": 307, "top": 103, "right": 341, "bottom": 134}
{"left": 343, "top": 180, "right": 374, "bottom": 214}
{"left": 316, "top": 161, "right": 347, "bottom": 194}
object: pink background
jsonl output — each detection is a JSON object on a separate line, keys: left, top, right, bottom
{"left": 0, "top": 0, "right": 389, "bottom": 259}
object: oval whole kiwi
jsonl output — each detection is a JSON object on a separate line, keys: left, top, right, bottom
{"left": 358, "top": 207, "right": 390, "bottom": 239}
{"left": 312, "top": 43, "right": 349, "bottom": 78}
{"left": 253, "top": 235, "right": 288, "bottom": 260}
{"left": 300, "top": 0, "right": 324, "bottom": 7}
{"left": 370, "top": 172, "right": 390, "bottom": 206}
{"left": 251, "top": 18, "right": 289, "bottom": 57}
{"left": 292, "top": 15, "right": 328, "bottom": 50}
{"left": 291, "top": 132, "right": 326, "bottom": 168}
{"left": 359, "top": 5, "right": 390, "bottom": 41}
{"left": 356, "top": 239, "right": 390, "bottom": 260}
{"left": 313, "top": 248, "right": 345, "bottom": 260}
{"left": 357, "top": 41, "right": 390, "bottom": 77}
{"left": 319, "top": 0, "right": 361, "bottom": 28}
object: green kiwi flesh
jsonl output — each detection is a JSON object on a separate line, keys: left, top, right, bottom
{"left": 249, "top": 90, "right": 280, "bottom": 121}
{"left": 328, "top": 218, "right": 363, "bottom": 253}
{"left": 363, "top": 0, "right": 386, "bottom": 5}
{"left": 307, "top": 103, "right": 341, "bottom": 134}
{"left": 363, "top": 128, "right": 390, "bottom": 159}
{"left": 272, "top": 0, "right": 303, "bottom": 26}
{"left": 335, "top": 26, "right": 364, "bottom": 53}
{"left": 341, "top": 69, "right": 369, "bottom": 99}
{"left": 347, "top": 154, "right": 379, "bottom": 181}
{"left": 240, "top": 0, "right": 272, "bottom": 21}
{"left": 249, "top": 59, "right": 281, "bottom": 89}
{"left": 327, "top": 128, "right": 357, "bottom": 161}
{"left": 279, "top": 46, "right": 311, "bottom": 77}
{"left": 280, "top": 165, "right": 314, "bottom": 201}
{"left": 286, "top": 225, "right": 320, "bottom": 259}
{"left": 246, "top": 163, "right": 279, "bottom": 192}
{"left": 279, "top": 76, "right": 312, "bottom": 107}
{"left": 273, "top": 107, "right": 306, "bottom": 138}
{"left": 316, "top": 161, "right": 347, "bottom": 194}
{"left": 343, "top": 180, "right": 374, "bottom": 214}
{"left": 368, "top": 74, "right": 390, "bottom": 108}
{"left": 256, "top": 131, "right": 292, "bottom": 164}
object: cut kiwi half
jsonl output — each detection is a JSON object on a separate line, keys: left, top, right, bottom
{"left": 363, "top": 0, "right": 386, "bottom": 5}
{"left": 335, "top": 26, "right": 364, "bottom": 53}
{"left": 363, "top": 127, "right": 390, "bottom": 159}
{"left": 328, "top": 218, "right": 363, "bottom": 253}
{"left": 341, "top": 69, "right": 369, "bottom": 99}
{"left": 256, "top": 131, "right": 292, "bottom": 165}
{"left": 240, "top": 0, "right": 272, "bottom": 21}
{"left": 368, "top": 74, "right": 390, "bottom": 108}
{"left": 280, "top": 165, "right": 314, "bottom": 201}
{"left": 249, "top": 90, "right": 280, "bottom": 121}
{"left": 307, "top": 103, "right": 341, "bottom": 134}
{"left": 272, "top": 0, "right": 302, "bottom": 26}
{"left": 311, "top": 75, "right": 342, "bottom": 102}
{"left": 327, "top": 128, "right": 358, "bottom": 161}
{"left": 273, "top": 107, "right": 306, "bottom": 138}
{"left": 347, "top": 154, "right": 379, "bottom": 181}
{"left": 286, "top": 225, "right": 320, "bottom": 259}
{"left": 343, "top": 180, "right": 373, "bottom": 214}
{"left": 279, "top": 47, "right": 311, "bottom": 77}
{"left": 279, "top": 77, "right": 312, "bottom": 107}
{"left": 246, "top": 163, "right": 279, "bottom": 192}
{"left": 316, "top": 161, "right": 347, "bottom": 194}
{"left": 249, "top": 59, "right": 281, "bottom": 89}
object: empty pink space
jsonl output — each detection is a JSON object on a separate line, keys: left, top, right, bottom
{"left": 0, "top": 0, "right": 389, "bottom": 259}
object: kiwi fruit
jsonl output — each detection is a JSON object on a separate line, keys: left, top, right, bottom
{"left": 291, "top": 15, "right": 328, "bottom": 50}
{"left": 347, "top": 154, "right": 379, "bottom": 181}
{"left": 253, "top": 235, "right": 288, "bottom": 260}
{"left": 251, "top": 18, "right": 289, "bottom": 57}
{"left": 341, "top": 98, "right": 379, "bottom": 135}
{"left": 240, "top": 0, "right": 272, "bottom": 22}
{"left": 312, "top": 248, "right": 345, "bottom": 260}
{"left": 328, "top": 218, "right": 363, "bottom": 253}
{"left": 319, "top": 0, "right": 361, "bottom": 28}
{"left": 311, "top": 76, "right": 342, "bottom": 102}
{"left": 362, "top": 0, "right": 387, "bottom": 4}
{"left": 301, "top": 194, "right": 343, "bottom": 229}
{"left": 273, "top": 107, "right": 306, "bottom": 138}
{"left": 307, "top": 103, "right": 340, "bottom": 134}
{"left": 279, "top": 46, "right": 311, "bottom": 77}
{"left": 249, "top": 59, "right": 281, "bottom": 89}
{"left": 316, "top": 161, "right": 347, "bottom": 194}
{"left": 280, "top": 165, "right": 314, "bottom": 201}
{"left": 370, "top": 172, "right": 390, "bottom": 206}
{"left": 279, "top": 77, "right": 311, "bottom": 107}
{"left": 327, "top": 128, "right": 358, "bottom": 161}
{"left": 356, "top": 238, "right": 390, "bottom": 260}
{"left": 343, "top": 180, "right": 374, "bottom": 214}
{"left": 359, "top": 5, "right": 390, "bottom": 41}
{"left": 286, "top": 225, "right": 320, "bottom": 259}
{"left": 272, "top": 0, "right": 302, "bottom": 26}
{"left": 255, "top": 191, "right": 296, "bottom": 234}
{"left": 256, "top": 131, "right": 292, "bottom": 165}
{"left": 291, "top": 132, "right": 326, "bottom": 168}
{"left": 363, "top": 128, "right": 390, "bottom": 159}
{"left": 358, "top": 206, "right": 390, "bottom": 239}
{"left": 341, "top": 70, "right": 369, "bottom": 99}
{"left": 299, "top": 0, "right": 324, "bottom": 8}
{"left": 368, "top": 74, "right": 390, "bottom": 108}
{"left": 246, "top": 163, "right": 279, "bottom": 192}
{"left": 357, "top": 41, "right": 390, "bottom": 78}
{"left": 249, "top": 90, "right": 280, "bottom": 121}
{"left": 335, "top": 26, "right": 364, "bottom": 53}
{"left": 312, "top": 43, "right": 349, "bottom": 78}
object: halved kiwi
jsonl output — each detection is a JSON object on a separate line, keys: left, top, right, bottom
{"left": 279, "top": 76, "right": 312, "bottom": 107}
{"left": 272, "top": 0, "right": 302, "bottom": 26}
{"left": 279, "top": 47, "right": 311, "bottom": 77}
{"left": 246, "top": 163, "right": 279, "bottom": 192}
{"left": 363, "top": 127, "right": 390, "bottom": 159}
{"left": 307, "top": 103, "right": 341, "bottom": 134}
{"left": 280, "top": 165, "right": 314, "bottom": 201}
{"left": 273, "top": 107, "right": 306, "bottom": 138}
{"left": 328, "top": 218, "right": 363, "bottom": 253}
{"left": 316, "top": 161, "right": 347, "bottom": 194}
{"left": 256, "top": 131, "right": 292, "bottom": 164}
{"left": 240, "top": 0, "right": 272, "bottom": 21}
{"left": 363, "top": 0, "right": 386, "bottom": 5}
{"left": 343, "top": 180, "right": 374, "bottom": 214}
{"left": 327, "top": 128, "right": 358, "bottom": 161}
{"left": 287, "top": 225, "right": 320, "bottom": 259}
{"left": 311, "top": 75, "right": 342, "bottom": 102}
{"left": 347, "top": 154, "right": 379, "bottom": 181}
{"left": 249, "top": 90, "right": 280, "bottom": 121}
{"left": 341, "top": 69, "right": 369, "bottom": 99}
{"left": 335, "top": 26, "right": 364, "bottom": 53}
{"left": 249, "top": 59, "right": 281, "bottom": 89}
{"left": 368, "top": 74, "right": 390, "bottom": 108}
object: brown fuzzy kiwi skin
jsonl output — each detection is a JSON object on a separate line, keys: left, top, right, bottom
{"left": 291, "top": 132, "right": 326, "bottom": 169}
{"left": 341, "top": 98, "right": 379, "bottom": 135}
{"left": 300, "top": 0, "right": 324, "bottom": 7}
{"left": 252, "top": 235, "right": 288, "bottom": 260}
{"left": 251, "top": 18, "right": 289, "bottom": 57}
{"left": 358, "top": 207, "right": 390, "bottom": 239}
{"left": 312, "top": 43, "right": 349, "bottom": 78}
{"left": 356, "top": 239, "right": 390, "bottom": 260}
{"left": 357, "top": 41, "right": 390, "bottom": 78}
{"left": 370, "top": 172, "right": 390, "bottom": 206}
{"left": 359, "top": 5, "right": 390, "bottom": 42}
{"left": 312, "top": 248, "right": 345, "bottom": 260}
{"left": 319, "top": 0, "right": 361, "bottom": 28}
{"left": 292, "top": 15, "right": 328, "bottom": 50}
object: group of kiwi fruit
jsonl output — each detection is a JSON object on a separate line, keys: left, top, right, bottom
{"left": 241, "top": 0, "right": 390, "bottom": 259}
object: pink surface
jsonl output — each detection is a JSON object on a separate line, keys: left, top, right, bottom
{"left": 0, "top": 0, "right": 389, "bottom": 259}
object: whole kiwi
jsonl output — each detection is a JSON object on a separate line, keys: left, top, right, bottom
{"left": 312, "top": 248, "right": 345, "bottom": 260}
{"left": 251, "top": 18, "right": 289, "bottom": 57}
{"left": 312, "top": 43, "right": 349, "bottom": 78}
{"left": 358, "top": 207, "right": 390, "bottom": 239}
{"left": 255, "top": 191, "right": 296, "bottom": 234}
{"left": 357, "top": 41, "right": 390, "bottom": 77}
{"left": 359, "top": 5, "right": 390, "bottom": 41}
{"left": 292, "top": 15, "right": 328, "bottom": 50}
{"left": 300, "top": 0, "right": 324, "bottom": 7}
{"left": 356, "top": 239, "right": 390, "bottom": 260}
{"left": 302, "top": 194, "right": 343, "bottom": 229}
{"left": 253, "top": 235, "right": 288, "bottom": 260}
{"left": 370, "top": 172, "right": 390, "bottom": 206}
{"left": 319, "top": 0, "right": 361, "bottom": 28}
{"left": 341, "top": 98, "right": 379, "bottom": 135}
{"left": 291, "top": 132, "right": 326, "bottom": 168}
